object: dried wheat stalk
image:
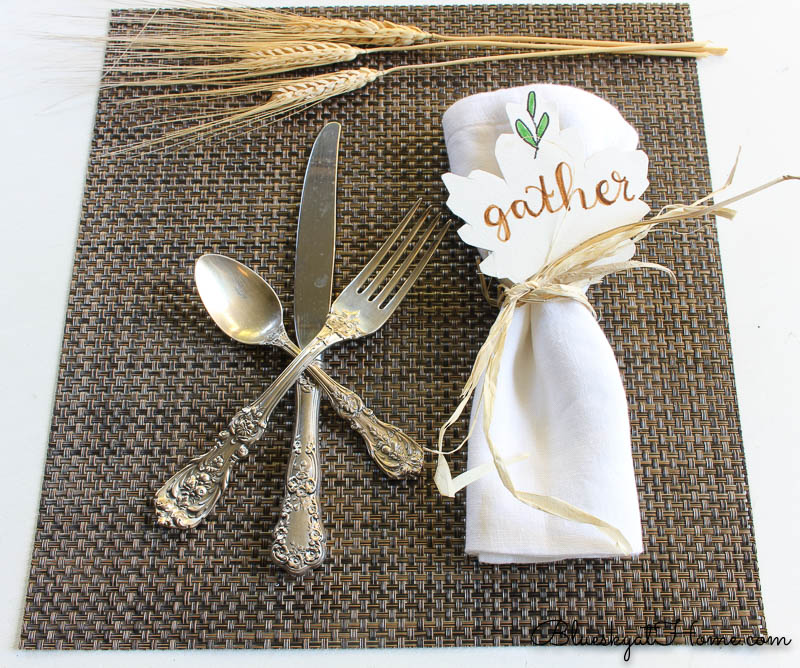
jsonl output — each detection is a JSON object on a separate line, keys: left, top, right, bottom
{"left": 109, "top": 7, "right": 724, "bottom": 53}
{"left": 104, "top": 8, "right": 726, "bottom": 152}
{"left": 106, "top": 42, "right": 366, "bottom": 86}
{"left": 111, "top": 8, "right": 431, "bottom": 47}
{"left": 122, "top": 67, "right": 384, "bottom": 152}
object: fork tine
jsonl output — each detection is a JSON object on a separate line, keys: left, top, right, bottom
{"left": 348, "top": 198, "right": 423, "bottom": 291}
{"left": 359, "top": 205, "right": 433, "bottom": 299}
{"left": 376, "top": 220, "right": 450, "bottom": 315}
{"left": 379, "top": 220, "right": 450, "bottom": 314}
{"left": 373, "top": 212, "right": 442, "bottom": 305}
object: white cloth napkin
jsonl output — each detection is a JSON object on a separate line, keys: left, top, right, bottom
{"left": 442, "top": 84, "right": 644, "bottom": 563}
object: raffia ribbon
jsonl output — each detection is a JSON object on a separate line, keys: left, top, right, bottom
{"left": 434, "top": 170, "right": 798, "bottom": 554}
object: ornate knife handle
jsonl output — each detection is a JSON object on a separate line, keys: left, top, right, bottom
{"left": 277, "top": 334, "right": 423, "bottom": 479}
{"left": 271, "top": 376, "right": 326, "bottom": 575}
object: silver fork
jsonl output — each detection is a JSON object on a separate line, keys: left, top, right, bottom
{"left": 155, "top": 201, "right": 449, "bottom": 529}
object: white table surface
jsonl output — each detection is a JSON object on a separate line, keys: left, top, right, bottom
{"left": 2, "top": 1, "right": 798, "bottom": 666}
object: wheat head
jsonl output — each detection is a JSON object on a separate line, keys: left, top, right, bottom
{"left": 324, "top": 18, "right": 431, "bottom": 46}
{"left": 267, "top": 67, "right": 382, "bottom": 110}
{"left": 243, "top": 42, "right": 365, "bottom": 73}
{"left": 225, "top": 14, "right": 431, "bottom": 47}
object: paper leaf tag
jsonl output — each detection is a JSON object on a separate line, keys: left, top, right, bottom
{"left": 443, "top": 93, "right": 650, "bottom": 284}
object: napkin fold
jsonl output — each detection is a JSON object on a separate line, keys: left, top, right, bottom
{"left": 442, "top": 84, "right": 644, "bottom": 563}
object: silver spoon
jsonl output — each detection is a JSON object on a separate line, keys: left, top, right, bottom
{"left": 154, "top": 254, "right": 424, "bottom": 529}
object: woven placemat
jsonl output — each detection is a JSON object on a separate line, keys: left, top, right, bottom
{"left": 20, "top": 3, "right": 766, "bottom": 649}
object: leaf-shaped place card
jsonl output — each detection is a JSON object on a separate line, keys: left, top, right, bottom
{"left": 443, "top": 95, "right": 650, "bottom": 284}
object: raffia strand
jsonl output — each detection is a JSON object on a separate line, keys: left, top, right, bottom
{"left": 433, "top": 172, "right": 798, "bottom": 553}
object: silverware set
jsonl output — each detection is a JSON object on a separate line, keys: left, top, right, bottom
{"left": 154, "top": 122, "right": 449, "bottom": 575}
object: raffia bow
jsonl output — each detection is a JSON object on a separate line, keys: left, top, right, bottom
{"left": 434, "top": 170, "right": 798, "bottom": 554}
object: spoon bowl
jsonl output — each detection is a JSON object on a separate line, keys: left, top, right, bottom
{"left": 195, "top": 253, "right": 283, "bottom": 346}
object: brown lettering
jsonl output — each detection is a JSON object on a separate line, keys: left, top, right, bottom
{"left": 523, "top": 175, "right": 557, "bottom": 217}
{"left": 510, "top": 199, "right": 528, "bottom": 220}
{"left": 595, "top": 179, "right": 615, "bottom": 205}
{"left": 484, "top": 205, "right": 510, "bottom": 241}
{"left": 482, "top": 163, "right": 638, "bottom": 242}
{"left": 554, "top": 161, "right": 593, "bottom": 211}
{"left": 611, "top": 171, "right": 635, "bottom": 201}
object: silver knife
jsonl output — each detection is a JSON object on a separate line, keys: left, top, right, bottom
{"left": 271, "top": 122, "right": 340, "bottom": 575}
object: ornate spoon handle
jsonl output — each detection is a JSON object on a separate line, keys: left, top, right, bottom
{"left": 271, "top": 376, "right": 326, "bottom": 575}
{"left": 155, "top": 405, "right": 265, "bottom": 528}
{"left": 276, "top": 333, "right": 423, "bottom": 479}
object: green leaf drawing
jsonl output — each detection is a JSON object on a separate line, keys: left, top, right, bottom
{"left": 517, "top": 90, "right": 549, "bottom": 156}
{"left": 527, "top": 91, "right": 537, "bottom": 119}
{"left": 515, "top": 119, "right": 539, "bottom": 148}
{"left": 536, "top": 112, "right": 550, "bottom": 140}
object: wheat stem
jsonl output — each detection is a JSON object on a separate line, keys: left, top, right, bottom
{"left": 431, "top": 32, "right": 722, "bottom": 50}
{"left": 368, "top": 38, "right": 722, "bottom": 55}
{"left": 385, "top": 42, "right": 715, "bottom": 76}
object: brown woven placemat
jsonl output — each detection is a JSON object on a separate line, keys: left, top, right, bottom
{"left": 20, "top": 3, "right": 766, "bottom": 649}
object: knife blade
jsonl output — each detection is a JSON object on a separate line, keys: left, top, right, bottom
{"left": 271, "top": 122, "right": 340, "bottom": 576}
{"left": 294, "top": 121, "right": 340, "bottom": 347}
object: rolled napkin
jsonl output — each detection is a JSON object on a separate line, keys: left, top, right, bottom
{"left": 441, "top": 84, "right": 644, "bottom": 563}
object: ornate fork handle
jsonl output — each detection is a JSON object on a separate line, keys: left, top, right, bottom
{"left": 275, "top": 333, "right": 423, "bottom": 479}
